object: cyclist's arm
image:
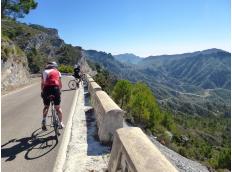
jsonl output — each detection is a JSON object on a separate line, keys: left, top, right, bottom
{"left": 58, "top": 72, "right": 62, "bottom": 89}
{"left": 59, "top": 77, "right": 62, "bottom": 89}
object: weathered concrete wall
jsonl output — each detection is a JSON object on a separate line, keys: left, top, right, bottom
{"left": 86, "top": 74, "right": 95, "bottom": 83}
{"left": 108, "top": 127, "right": 178, "bottom": 172}
{"left": 91, "top": 90, "right": 124, "bottom": 143}
{"left": 88, "top": 81, "right": 102, "bottom": 97}
{"left": 86, "top": 74, "right": 177, "bottom": 171}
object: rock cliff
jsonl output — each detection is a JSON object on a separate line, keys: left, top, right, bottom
{"left": 1, "top": 18, "right": 82, "bottom": 93}
{"left": 1, "top": 37, "right": 30, "bottom": 93}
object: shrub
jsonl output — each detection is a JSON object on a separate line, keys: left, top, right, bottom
{"left": 112, "top": 80, "right": 132, "bottom": 109}
{"left": 58, "top": 64, "right": 74, "bottom": 74}
{"left": 127, "top": 82, "right": 162, "bottom": 127}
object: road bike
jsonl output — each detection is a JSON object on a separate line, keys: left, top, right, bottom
{"left": 48, "top": 95, "right": 60, "bottom": 140}
{"left": 68, "top": 73, "right": 87, "bottom": 90}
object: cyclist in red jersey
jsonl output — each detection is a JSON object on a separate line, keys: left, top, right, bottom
{"left": 41, "top": 61, "right": 64, "bottom": 130}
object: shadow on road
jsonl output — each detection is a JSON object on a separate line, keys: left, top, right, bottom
{"left": 83, "top": 85, "right": 111, "bottom": 156}
{"left": 1, "top": 127, "right": 58, "bottom": 161}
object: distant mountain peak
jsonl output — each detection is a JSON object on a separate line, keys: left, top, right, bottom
{"left": 199, "top": 48, "right": 228, "bottom": 54}
{"left": 114, "top": 53, "right": 142, "bottom": 64}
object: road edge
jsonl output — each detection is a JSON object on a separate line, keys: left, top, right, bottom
{"left": 1, "top": 80, "right": 40, "bottom": 98}
{"left": 53, "top": 88, "right": 80, "bottom": 172}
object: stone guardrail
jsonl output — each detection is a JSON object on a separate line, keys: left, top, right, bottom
{"left": 86, "top": 74, "right": 177, "bottom": 171}
{"left": 85, "top": 74, "right": 94, "bottom": 83}
{"left": 88, "top": 81, "right": 102, "bottom": 97}
{"left": 86, "top": 75, "right": 124, "bottom": 143}
{"left": 108, "top": 127, "right": 178, "bottom": 172}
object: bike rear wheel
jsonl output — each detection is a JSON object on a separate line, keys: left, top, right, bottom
{"left": 52, "top": 108, "right": 60, "bottom": 140}
{"left": 68, "top": 80, "right": 77, "bottom": 89}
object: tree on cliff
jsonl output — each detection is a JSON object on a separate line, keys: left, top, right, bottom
{"left": 112, "top": 80, "right": 132, "bottom": 109}
{"left": 2, "top": 0, "right": 37, "bottom": 18}
{"left": 128, "top": 82, "right": 162, "bottom": 127}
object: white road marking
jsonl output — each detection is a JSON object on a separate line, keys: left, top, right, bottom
{"left": 53, "top": 88, "right": 79, "bottom": 172}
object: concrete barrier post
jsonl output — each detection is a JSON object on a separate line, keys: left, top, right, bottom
{"left": 88, "top": 81, "right": 102, "bottom": 97}
{"left": 108, "top": 127, "right": 178, "bottom": 172}
{"left": 86, "top": 74, "right": 94, "bottom": 84}
{"left": 92, "top": 91, "right": 124, "bottom": 143}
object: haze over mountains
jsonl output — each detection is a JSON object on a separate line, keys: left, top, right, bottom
{"left": 114, "top": 53, "right": 142, "bottom": 64}
{"left": 85, "top": 48, "right": 231, "bottom": 117}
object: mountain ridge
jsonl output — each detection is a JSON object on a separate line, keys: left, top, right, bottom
{"left": 114, "top": 53, "right": 142, "bottom": 64}
{"left": 84, "top": 48, "right": 231, "bottom": 117}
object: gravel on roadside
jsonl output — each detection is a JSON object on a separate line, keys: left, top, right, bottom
{"left": 149, "top": 136, "right": 209, "bottom": 172}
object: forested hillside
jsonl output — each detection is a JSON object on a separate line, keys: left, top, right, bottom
{"left": 85, "top": 49, "right": 231, "bottom": 117}
{"left": 85, "top": 50, "right": 231, "bottom": 171}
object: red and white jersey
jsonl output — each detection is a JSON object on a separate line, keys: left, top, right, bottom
{"left": 42, "top": 68, "right": 61, "bottom": 87}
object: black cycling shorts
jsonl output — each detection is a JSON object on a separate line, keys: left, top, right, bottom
{"left": 42, "top": 86, "right": 61, "bottom": 106}
{"left": 73, "top": 74, "right": 81, "bottom": 79}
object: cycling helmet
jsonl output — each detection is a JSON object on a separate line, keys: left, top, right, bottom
{"left": 47, "top": 61, "right": 58, "bottom": 68}
{"left": 74, "top": 64, "right": 80, "bottom": 69}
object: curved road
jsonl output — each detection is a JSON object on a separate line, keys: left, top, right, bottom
{"left": 1, "top": 77, "right": 76, "bottom": 172}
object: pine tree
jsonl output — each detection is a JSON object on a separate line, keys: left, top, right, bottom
{"left": 2, "top": 0, "right": 37, "bottom": 18}
{"left": 112, "top": 80, "right": 132, "bottom": 109}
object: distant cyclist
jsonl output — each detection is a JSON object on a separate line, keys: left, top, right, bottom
{"left": 41, "top": 61, "right": 64, "bottom": 130}
{"left": 73, "top": 64, "right": 81, "bottom": 79}
{"left": 72, "top": 64, "right": 82, "bottom": 87}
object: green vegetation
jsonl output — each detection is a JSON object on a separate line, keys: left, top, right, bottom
{"left": 111, "top": 79, "right": 231, "bottom": 171}
{"left": 85, "top": 49, "right": 231, "bottom": 118}
{"left": 2, "top": 18, "right": 82, "bottom": 73}
{"left": 92, "top": 64, "right": 118, "bottom": 95}
{"left": 57, "top": 45, "right": 82, "bottom": 65}
{"left": 27, "top": 48, "right": 46, "bottom": 73}
{"left": 1, "top": 35, "right": 26, "bottom": 63}
{"left": 112, "top": 80, "right": 132, "bottom": 109}
{"left": 2, "top": 0, "right": 37, "bottom": 18}
{"left": 112, "top": 80, "right": 168, "bottom": 130}
{"left": 2, "top": 18, "right": 42, "bottom": 41}
{"left": 171, "top": 114, "right": 231, "bottom": 170}
{"left": 58, "top": 64, "right": 74, "bottom": 74}
{"left": 127, "top": 82, "right": 163, "bottom": 128}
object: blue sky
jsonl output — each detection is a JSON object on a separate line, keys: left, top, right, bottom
{"left": 20, "top": 0, "right": 231, "bottom": 57}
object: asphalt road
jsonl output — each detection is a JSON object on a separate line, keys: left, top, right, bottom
{"left": 1, "top": 76, "right": 77, "bottom": 172}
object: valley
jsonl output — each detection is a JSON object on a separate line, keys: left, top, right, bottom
{"left": 85, "top": 49, "right": 231, "bottom": 117}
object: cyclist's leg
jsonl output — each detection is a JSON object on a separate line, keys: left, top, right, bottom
{"left": 55, "top": 105, "right": 64, "bottom": 129}
{"left": 53, "top": 87, "right": 64, "bottom": 128}
{"left": 43, "top": 105, "right": 50, "bottom": 118}
{"left": 42, "top": 87, "right": 50, "bottom": 118}
{"left": 55, "top": 105, "right": 63, "bottom": 123}
{"left": 41, "top": 87, "right": 50, "bottom": 130}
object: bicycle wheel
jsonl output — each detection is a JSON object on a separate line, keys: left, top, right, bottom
{"left": 68, "top": 80, "right": 77, "bottom": 89}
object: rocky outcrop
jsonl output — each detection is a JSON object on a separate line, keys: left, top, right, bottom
{"left": 80, "top": 51, "right": 97, "bottom": 76}
{"left": 1, "top": 37, "right": 30, "bottom": 94}
{"left": 16, "top": 24, "right": 64, "bottom": 53}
